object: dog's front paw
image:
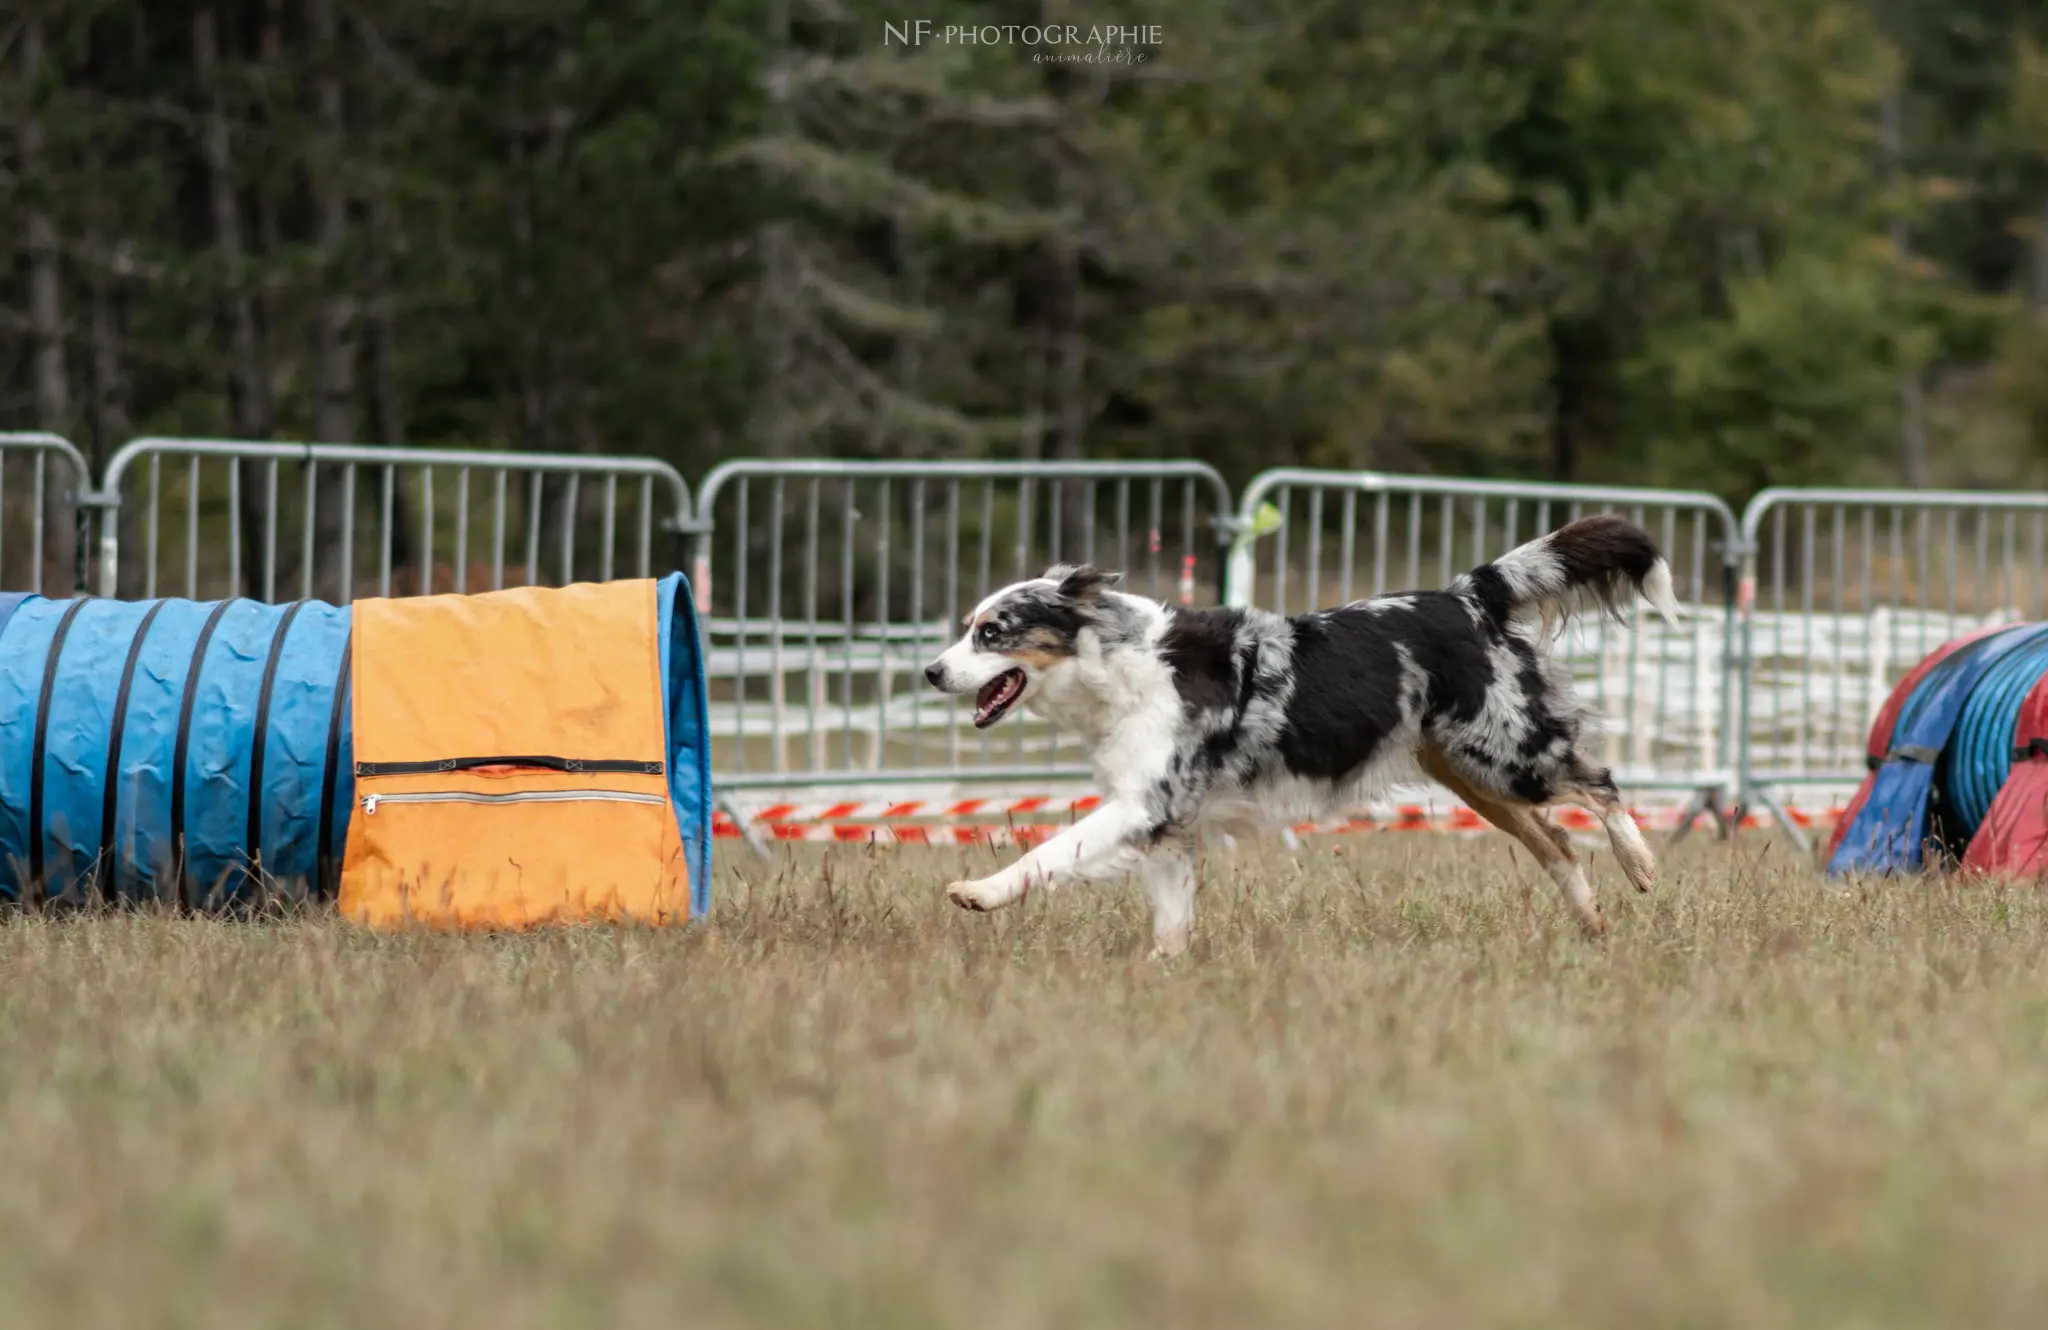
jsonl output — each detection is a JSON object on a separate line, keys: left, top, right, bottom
{"left": 947, "top": 880, "right": 1001, "bottom": 912}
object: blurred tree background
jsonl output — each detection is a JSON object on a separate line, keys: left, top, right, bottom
{"left": 2, "top": 0, "right": 2045, "bottom": 503}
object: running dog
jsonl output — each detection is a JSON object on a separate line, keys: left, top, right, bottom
{"left": 922, "top": 515, "right": 1680, "bottom": 956}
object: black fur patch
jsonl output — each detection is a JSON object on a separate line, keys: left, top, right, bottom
{"left": 1277, "top": 589, "right": 1588, "bottom": 800}
{"left": 1159, "top": 608, "right": 1243, "bottom": 712}
{"left": 1269, "top": 611, "right": 1409, "bottom": 779}
{"left": 1545, "top": 515, "right": 1660, "bottom": 588}
{"left": 1157, "top": 585, "right": 1596, "bottom": 813}
{"left": 1458, "top": 564, "right": 1518, "bottom": 622}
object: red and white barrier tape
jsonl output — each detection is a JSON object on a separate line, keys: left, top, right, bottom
{"left": 713, "top": 801, "right": 1848, "bottom": 844}
{"left": 746, "top": 795, "right": 1103, "bottom": 823}
{"left": 718, "top": 821, "right": 1065, "bottom": 846}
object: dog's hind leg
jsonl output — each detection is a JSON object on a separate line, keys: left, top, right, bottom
{"left": 1553, "top": 763, "right": 1656, "bottom": 895}
{"left": 1599, "top": 801, "right": 1657, "bottom": 894}
{"left": 1484, "top": 800, "right": 1607, "bottom": 937}
{"left": 1420, "top": 751, "right": 1607, "bottom": 937}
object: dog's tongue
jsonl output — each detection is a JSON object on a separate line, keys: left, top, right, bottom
{"left": 974, "top": 671, "right": 1022, "bottom": 727}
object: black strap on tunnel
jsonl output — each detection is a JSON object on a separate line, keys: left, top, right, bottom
{"left": 170, "top": 599, "right": 236, "bottom": 910}
{"left": 245, "top": 601, "right": 308, "bottom": 880}
{"left": 315, "top": 636, "right": 352, "bottom": 902}
{"left": 352, "top": 756, "right": 663, "bottom": 777}
{"left": 98, "top": 600, "right": 169, "bottom": 905}
{"left": 27, "top": 597, "right": 95, "bottom": 902}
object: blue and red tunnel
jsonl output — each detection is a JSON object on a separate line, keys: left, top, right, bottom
{"left": 1828, "top": 621, "right": 2048, "bottom": 876}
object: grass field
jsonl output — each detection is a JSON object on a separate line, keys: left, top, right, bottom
{"left": 4, "top": 833, "right": 2047, "bottom": 1329}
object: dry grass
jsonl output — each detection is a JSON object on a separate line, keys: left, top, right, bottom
{"left": 3, "top": 834, "right": 2047, "bottom": 1329}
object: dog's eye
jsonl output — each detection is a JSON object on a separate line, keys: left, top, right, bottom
{"left": 975, "top": 623, "right": 996, "bottom": 648}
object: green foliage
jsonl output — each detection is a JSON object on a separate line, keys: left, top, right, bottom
{"left": 1, "top": 0, "right": 2045, "bottom": 495}
{"left": 1632, "top": 248, "right": 1935, "bottom": 495}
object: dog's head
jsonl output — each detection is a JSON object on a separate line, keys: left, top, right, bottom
{"left": 924, "top": 564, "right": 1126, "bottom": 728}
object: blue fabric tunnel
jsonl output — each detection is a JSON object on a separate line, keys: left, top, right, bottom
{"left": 0, "top": 597, "right": 355, "bottom": 905}
{"left": 0, "top": 574, "right": 710, "bottom": 911}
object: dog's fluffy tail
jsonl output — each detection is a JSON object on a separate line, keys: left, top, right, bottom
{"left": 1460, "top": 514, "right": 1680, "bottom": 633}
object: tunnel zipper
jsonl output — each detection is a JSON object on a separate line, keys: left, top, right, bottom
{"left": 361, "top": 789, "right": 666, "bottom": 815}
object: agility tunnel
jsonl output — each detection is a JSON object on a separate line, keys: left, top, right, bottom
{"left": 1821, "top": 623, "right": 2011, "bottom": 866}
{"left": 0, "top": 576, "right": 711, "bottom": 925}
{"left": 1826, "top": 621, "right": 2048, "bottom": 877}
{"left": 1958, "top": 657, "right": 2048, "bottom": 875}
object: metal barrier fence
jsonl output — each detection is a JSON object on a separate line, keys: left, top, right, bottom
{"left": 691, "top": 459, "right": 1235, "bottom": 790}
{"left": 0, "top": 432, "right": 94, "bottom": 594}
{"left": 1225, "top": 470, "right": 1744, "bottom": 827}
{"left": 20, "top": 431, "right": 2048, "bottom": 839}
{"left": 1734, "top": 488, "right": 2048, "bottom": 848}
{"left": 91, "top": 437, "right": 694, "bottom": 602}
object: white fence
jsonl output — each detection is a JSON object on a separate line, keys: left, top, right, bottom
{"left": 0, "top": 432, "right": 94, "bottom": 594}
{"left": 689, "top": 459, "right": 1234, "bottom": 790}
{"left": 89, "top": 436, "right": 694, "bottom": 602}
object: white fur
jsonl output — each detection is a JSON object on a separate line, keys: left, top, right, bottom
{"left": 1642, "top": 560, "right": 1681, "bottom": 627}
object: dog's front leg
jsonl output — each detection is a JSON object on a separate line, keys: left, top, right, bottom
{"left": 1139, "top": 837, "right": 1197, "bottom": 959}
{"left": 946, "top": 799, "right": 1149, "bottom": 913}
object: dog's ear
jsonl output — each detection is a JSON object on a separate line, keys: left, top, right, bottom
{"left": 1045, "top": 564, "right": 1124, "bottom": 602}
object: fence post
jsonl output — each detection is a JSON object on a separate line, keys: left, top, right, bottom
{"left": 1733, "top": 499, "right": 1763, "bottom": 840}
{"left": 0, "top": 432, "right": 93, "bottom": 596}
{"left": 1224, "top": 521, "right": 1258, "bottom": 608}
{"left": 81, "top": 485, "right": 120, "bottom": 597}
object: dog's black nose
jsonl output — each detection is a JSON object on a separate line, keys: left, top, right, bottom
{"left": 924, "top": 663, "right": 945, "bottom": 688}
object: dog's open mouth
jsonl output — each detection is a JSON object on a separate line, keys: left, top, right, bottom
{"left": 973, "top": 669, "right": 1026, "bottom": 729}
